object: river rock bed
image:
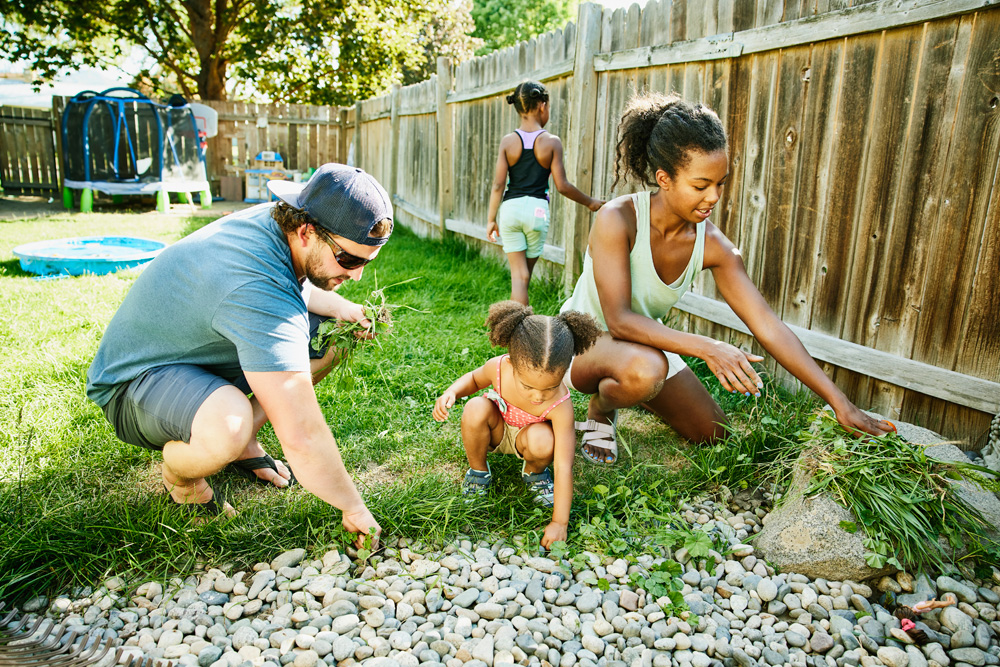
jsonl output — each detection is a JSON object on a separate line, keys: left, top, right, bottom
{"left": 14, "top": 496, "right": 1000, "bottom": 667}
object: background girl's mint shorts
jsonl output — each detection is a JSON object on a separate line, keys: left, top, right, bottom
{"left": 497, "top": 196, "right": 549, "bottom": 258}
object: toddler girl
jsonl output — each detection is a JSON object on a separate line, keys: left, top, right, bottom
{"left": 487, "top": 81, "right": 604, "bottom": 306}
{"left": 433, "top": 300, "right": 600, "bottom": 547}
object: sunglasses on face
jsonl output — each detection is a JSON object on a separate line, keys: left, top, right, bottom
{"left": 312, "top": 225, "right": 374, "bottom": 270}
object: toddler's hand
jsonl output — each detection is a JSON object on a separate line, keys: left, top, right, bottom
{"left": 486, "top": 220, "right": 499, "bottom": 243}
{"left": 541, "top": 521, "right": 568, "bottom": 548}
{"left": 433, "top": 391, "right": 456, "bottom": 421}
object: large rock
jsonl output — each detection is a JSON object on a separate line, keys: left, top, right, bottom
{"left": 754, "top": 456, "right": 895, "bottom": 581}
{"left": 757, "top": 411, "right": 1000, "bottom": 580}
{"left": 923, "top": 444, "right": 1000, "bottom": 536}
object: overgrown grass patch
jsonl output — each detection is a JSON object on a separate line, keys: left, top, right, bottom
{"left": 0, "top": 211, "right": 820, "bottom": 600}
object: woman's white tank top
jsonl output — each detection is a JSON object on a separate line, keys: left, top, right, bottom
{"left": 561, "top": 190, "right": 705, "bottom": 328}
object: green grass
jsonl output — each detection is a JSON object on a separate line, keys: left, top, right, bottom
{"left": 0, "top": 210, "right": 816, "bottom": 601}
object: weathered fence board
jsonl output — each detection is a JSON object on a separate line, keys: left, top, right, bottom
{"left": 0, "top": 106, "right": 60, "bottom": 194}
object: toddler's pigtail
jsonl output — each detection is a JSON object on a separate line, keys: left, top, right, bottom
{"left": 558, "top": 311, "right": 602, "bottom": 357}
{"left": 486, "top": 300, "right": 533, "bottom": 349}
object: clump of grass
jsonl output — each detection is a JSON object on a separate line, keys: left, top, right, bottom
{"left": 311, "top": 274, "right": 421, "bottom": 388}
{"left": 801, "top": 410, "right": 1000, "bottom": 572}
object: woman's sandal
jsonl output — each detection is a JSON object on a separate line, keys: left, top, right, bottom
{"left": 227, "top": 454, "right": 297, "bottom": 487}
{"left": 575, "top": 417, "right": 618, "bottom": 464}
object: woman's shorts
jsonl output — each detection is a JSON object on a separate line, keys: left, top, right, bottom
{"left": 101, "top": 313, "right": 332, "bottom": 451}
{"left": 497, "top": 196, "right": 550, "bottom": 258}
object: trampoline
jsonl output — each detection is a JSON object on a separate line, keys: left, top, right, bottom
{"left": 12, "top": 236, "right": 166, "bottom": 276}
{"left": 61, "top": 88, "right": 211, "bottom": 213}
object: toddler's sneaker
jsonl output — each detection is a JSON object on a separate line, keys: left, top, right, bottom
{"left": 462, "top": 465, "right": 492, "bottom": 499}
{"left": 522, "top": 466, "right": 555, "bottom": 508}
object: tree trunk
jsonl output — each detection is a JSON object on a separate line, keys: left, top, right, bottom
{"left": 197, "top": 58, "right": 228, "bottom": 100}
{"left": 185, "top": 0, "right": 230, "bottom": 100}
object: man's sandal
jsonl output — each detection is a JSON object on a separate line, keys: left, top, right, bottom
{"left": 227, "top": 454, "right": 297, "bottom": 487}
{"left": 575, "top": 418, "right": 618, "bottom": 464}
{"left": 522, "top": 464, "right": 555, "bottom": 508}
{"left": 163, "top": 484, "right": 228, "bottom": 517}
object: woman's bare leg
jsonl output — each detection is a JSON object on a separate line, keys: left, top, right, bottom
{"left": 641, "top": 367, "right": 727, "bottom": 444}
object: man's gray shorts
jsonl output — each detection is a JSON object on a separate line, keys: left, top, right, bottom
{"left": 101, "top": 314, "right": 331, "bottom": 451}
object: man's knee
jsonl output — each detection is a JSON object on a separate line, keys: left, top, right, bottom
{"left": 190, "top": 385, "right": 253, "bottom": 456}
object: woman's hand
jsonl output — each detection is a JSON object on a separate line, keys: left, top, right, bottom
{"left": 433, "top": 391, "right": 457, "bottom": 421}
{"left": 487, "top": 220, "right": 499, "bottom": 243}
{"left": 703, "top": 340, "right": 764, "bottom": 395}
{"left": 588, "top": 198, "right": 605, "bottom": 212}
{"left": 834, "top": 403, "right": 896, "bottom": 437}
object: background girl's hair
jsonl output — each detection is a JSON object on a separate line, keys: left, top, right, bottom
{"left": 506, "top": 81, "right": 550, "bottom": 115}
{"left": 613, "top": 91, "right": 727, "bottom": 188}
{"left": 486, "top": 301, "right": 601, "bottom": 373}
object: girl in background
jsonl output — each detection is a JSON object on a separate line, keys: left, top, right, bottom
{"left": 487, "top": 81, "right": 604, "bottom": 305}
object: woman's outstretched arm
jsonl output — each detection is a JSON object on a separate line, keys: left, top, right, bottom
{"left": 706, "top": 224, "right": 893, "bottom": 437}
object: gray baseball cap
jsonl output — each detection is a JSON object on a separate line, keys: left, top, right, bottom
{"left": 267, "top": 163, "right": 393, "bottom": 247}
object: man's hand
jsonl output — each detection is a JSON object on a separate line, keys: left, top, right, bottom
{"left": 343, "top": 506, "right": 381, "bottom": 549}
{"left": 541, "top": 521, "right": 568, "bottom": 548}
{"left": 338, "top": 301, "right": 382, "bottom": 341}
{"left": 433, "top": 391, "right": 456, "bottom": 421}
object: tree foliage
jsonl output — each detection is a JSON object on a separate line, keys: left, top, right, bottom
{"left": 0, "top": 0, "right": 479, "bottom": 104}
{"left": 471, "top": 0, "right": 576, "bottom": 56}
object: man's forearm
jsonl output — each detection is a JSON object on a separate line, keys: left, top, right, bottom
{"left": 304, "top": 280, "right": 357, "bottom": 320}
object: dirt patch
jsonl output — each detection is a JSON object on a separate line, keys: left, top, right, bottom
{"left": 0, "top": 195, "right": 64, "bottom": 220}
{"left": 0, "top": 194, "right": 253, "bottom": 221}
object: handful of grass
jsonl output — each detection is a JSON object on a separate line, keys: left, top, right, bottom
{"left": 311, "top": 275, "right": 419, "bottom": 388}
{"left": 801, "top": 411, "right": 1000, "bottom": 572}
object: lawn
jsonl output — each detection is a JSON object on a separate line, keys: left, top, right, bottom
{"left": 0, "top": 209, "right": 815, "bottom": 601}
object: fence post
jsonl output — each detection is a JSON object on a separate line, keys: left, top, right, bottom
{"left": 353, "top": 102, "right": 363, "bottom": 169}
{"left": 389, "top": 83, "right": 402, "bottom": 200}
{"left": 436, "top": 56, "right": 454, "bottom": 237}
{"left": 338, "top": 107, "right": 349, "bottom": 165}
{"left": 50, "top": 96, "right": 69, "bottom": 208}
{"left": 563, "top": 2, "right": 603, "bottom": 291}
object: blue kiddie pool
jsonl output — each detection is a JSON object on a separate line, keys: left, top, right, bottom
{"left": 12, "top": 236, "right": 167, "bottom": 277}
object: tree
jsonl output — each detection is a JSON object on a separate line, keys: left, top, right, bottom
{"left": 0, "top": 0, "right": 478, "bottom": 104}
{"left": 471, "top": 0, "right": 576, "bottom": 56}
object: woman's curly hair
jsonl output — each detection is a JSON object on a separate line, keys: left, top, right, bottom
{"left": 486, "top": 300, "right": 601, "bottom": 374}
{"left": 506, "top": 81, "right": 549, "bottom": 115}
{"left": 613, "top": 92, "right": 727, "bottom": 188}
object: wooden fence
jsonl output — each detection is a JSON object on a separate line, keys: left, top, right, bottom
{"left": 0, "top": 106, "right": 61, "bottom": 195}
{"left": 0, "top": 98, "right": 348, "bottom": 197}
{"left": 350, "top": 0, "right": 1000, "bottom": 445}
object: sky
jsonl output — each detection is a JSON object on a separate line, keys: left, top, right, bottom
{"left": 0, "top": 65, "right": 132, "bottom": 109}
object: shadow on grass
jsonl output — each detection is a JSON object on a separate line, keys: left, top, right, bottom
{"left": 0, "top": 258, "right": 32, "bottom": 278}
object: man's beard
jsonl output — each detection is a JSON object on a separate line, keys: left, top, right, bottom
{"left": 303, "top": 246, "right": 344, "bottom": 291}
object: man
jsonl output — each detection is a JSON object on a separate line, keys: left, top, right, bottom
{"left": 86, "top": 163, "right": 390, "bottom": 545}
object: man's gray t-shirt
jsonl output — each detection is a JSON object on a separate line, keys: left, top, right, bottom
{"left": 86, "top": 203, "right": 310, "bottom": 407}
